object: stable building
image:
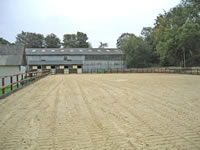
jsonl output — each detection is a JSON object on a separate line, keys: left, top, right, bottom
{"left": 26, "top": 48, "right": 125, "bottom": 73}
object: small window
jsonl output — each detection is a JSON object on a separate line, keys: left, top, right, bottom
{"left": 51, "top": 49, "right": 55, "bottom": 52}
{"left": 38, "top": 66, "right": 41, "bottom": 69}
{"left": 64, "top": 56, "right": 68, "bottom": 61}
{"left": 64, "top": 66, "right": 68, "bottom": 69}
{"left": 78, "top": 65, "right": 82, "bottom": 68}
{"left": 51, "top": 66, "right": 55, "bottom": 69}
{"left": 42, "top": 49, "right": 46, "bottom": 52}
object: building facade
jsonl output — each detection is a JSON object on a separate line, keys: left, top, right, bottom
{"left": 0, "top": 45, "right": 27, "bottom": 86}
{"left": 26, "top": 48, "right": 125, "bottom": 73}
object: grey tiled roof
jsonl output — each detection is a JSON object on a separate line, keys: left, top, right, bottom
{"left": 26, "top": 48, "right": 122, "bottom": 55}
{"left": 0, "top": 45, "right": 27, "bottom": 66}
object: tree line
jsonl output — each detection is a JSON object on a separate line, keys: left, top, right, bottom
{"left": 1, "top": 0, "right": 199, "bottom": 67}
{"left": 0, "top": 31, "right": 91, "bottom": 48}
{"left": 117, "top": 0, "right": 200, "bottom": 67}
{"left": 0, "top": 31, "right": 110, "bottom": 49}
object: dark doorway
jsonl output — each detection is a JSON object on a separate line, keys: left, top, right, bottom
{"left": 69, "top": 69, "right": 77, "bottom": 74}
{"left": 56, "top": 69, "right": 64, "bottom": 74}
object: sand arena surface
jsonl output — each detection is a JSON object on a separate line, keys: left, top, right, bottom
{"left": 0, "top": 73, "right": 200, "bottom": 150}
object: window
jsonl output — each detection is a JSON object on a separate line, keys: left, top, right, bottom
{"left": 64, "top": 56, "right": 68, "bottom": 61}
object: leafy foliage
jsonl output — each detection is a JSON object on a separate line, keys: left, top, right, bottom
{"left": 63, "top": 32, "right": 89, "bottom": 48}
{"left": 15, "top": 31, "right": 45, "bottom": 48}
{"left": 116, "top": 33, "right": 136, "bottom": 48}
{"left": 121, "top": 36, "right": 152, "bottom": 68}
{"left": 153, "top": 0, "right": 200, "bottom": 67}
{"left": 45, "top": 33, "right": 61, "bottom": 48}
{"left": 0, "top": 37, "right": 11, "bottom": 45}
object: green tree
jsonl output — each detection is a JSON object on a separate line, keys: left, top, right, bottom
{"left": 121, "top": 36, "right": 152, "bottom": 68}
{"left": 63, "top": 34, "right": 77, "bottom": 48}
{"left": 152, "top": 0, "right": 200, "bottom": 67}
{"left": 141, "top": 27, "right": 160, "bottom": 65}
{"left": 116, "top": 33, "right": 135, "bottom": 48}
{"left": 98, "top": 42, "right": 108, "bottom": 48}
{"left": 45, "top": 33, "right": 61, "bottom": 48}
{"left": 76, "top": 32, "right": 89, "bottom": 48}
{"left": 15, "top": 31, "right": 45, "bottom": 48}
{"left": 0, "top": 37, "right": 11, "bottom": 45}
{"left": 63, "top": 32, "right": 89, "bottom": 48}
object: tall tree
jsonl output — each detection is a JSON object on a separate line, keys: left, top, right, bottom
{"left": 76, "top": 32, "right": 89, "bottom": 48}
{"left": 116, "top": 33, "right": 135, "bottom": 48}
{"left": 153, "top": 0, "right": 200, "bottom": 67}
{"left": 98, "top": 42, "right": 108, "bottom": 48}
{"left": 63, "top": 32, "right": 89, "bottom": 48}
{"left": 45, "top": 33, "right": 61, "bottom": 48}
{"left": 0, "top": 37, "right": 11, "bottom": 45}
{"left": 121, "top": 36, "right": 152, "bottom": 68}
{"left": 141, "top": 27, "right": 160, "bottom": 65}
{"left": 63, "top": 34, "right": 77, "bottom": 48}
{"left": 15, "top": 31, "right": 45, "bottom": 48}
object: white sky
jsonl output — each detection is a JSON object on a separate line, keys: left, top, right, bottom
{"left": 0, "top": 0, "right": 180, "bottom": 47}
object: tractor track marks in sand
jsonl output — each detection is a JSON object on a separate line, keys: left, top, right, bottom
{"left": 0, "top": 74, "right": 200, "bottom": 150}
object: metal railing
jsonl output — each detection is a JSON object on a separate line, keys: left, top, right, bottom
{"left": 0, "top": 70, "right": 49, "bottom": 97}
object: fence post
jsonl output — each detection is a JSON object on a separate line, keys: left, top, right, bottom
{"left": 10, "top": 76, "right": 13, "bottom": 91}
{"left": 21, "top": 74, "right": 23, "bottom": 86}
{"left": 2, "top": 77, "right": 5, "bottom": 95}
{"left": 16, "top": 75, "right": 19, "bottom": 88}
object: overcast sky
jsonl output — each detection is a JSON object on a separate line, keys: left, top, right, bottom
{"left": 0, "top": 0, "right": 180, "bottom": 48}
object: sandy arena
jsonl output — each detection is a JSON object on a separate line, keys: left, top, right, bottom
{"left": 0, "top": 73, "right": 200, "bottom": 150}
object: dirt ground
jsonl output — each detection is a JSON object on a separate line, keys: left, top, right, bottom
{"left": 0, "top": 73, "right": 200, "bottom": 150}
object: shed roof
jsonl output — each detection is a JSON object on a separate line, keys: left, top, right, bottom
{"left": 26, "top": 48, "right": 122, "bottom": 55}
{"left": 0, "top": 45, "right": 27, "bottom": 66}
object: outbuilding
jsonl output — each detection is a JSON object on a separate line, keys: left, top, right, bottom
{"left": 0, "top": 45, "right": 27, "bottom": 76}
{"left": 0, "top": 45, "right": 27, "bottom": 86}
{"left": 26, "top": 48, "right": 125, "bottom": 74}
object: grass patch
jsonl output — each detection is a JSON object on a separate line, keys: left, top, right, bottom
{"left": 0, "top": 84, "right": 20, "bottom": 96}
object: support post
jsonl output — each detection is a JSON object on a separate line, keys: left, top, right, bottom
{"left": 21, "top": 74, "right": 23, "bottom": 86}
{"left": 10, "top": 76, "right": 13, "bottom": 91}
{"left": 2, "top": 78, "right": 5, "bottom": 95}
{"left": 16, "top": 75, "right": 19, "bottom": 88}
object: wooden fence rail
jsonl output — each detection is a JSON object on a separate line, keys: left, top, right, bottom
{"left": 0, "top": 70, "right": 49, "bottom": 97}
{"left": 104, "top": 67, "right": 200, "bottom": 75}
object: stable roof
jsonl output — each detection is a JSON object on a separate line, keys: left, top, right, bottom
{"left": 26, "top": 48, "right": 122, "bottom": 55}
{"left": 0, "top": 45, "right": 27, "bottom": 66}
